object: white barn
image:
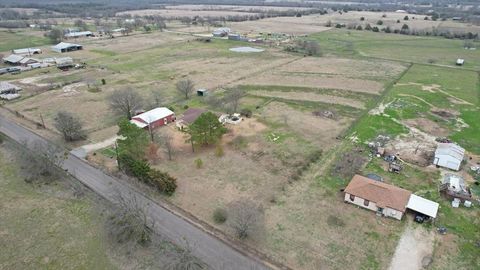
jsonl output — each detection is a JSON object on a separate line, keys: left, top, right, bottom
{"left": 433, "top": 143, "right": 465, "bottom": 171}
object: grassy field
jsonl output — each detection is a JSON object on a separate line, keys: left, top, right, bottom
{"left": 310, "top": 29, "right": 480, "bottom": 70}
{"left": 0, "top": 30, "right": 50, "bottom": 53}
{"left": 0, "top": 146, "right": 116, "bottom": 270}
{"left": 353, "top": 64, "right": 480, "bottom": 154}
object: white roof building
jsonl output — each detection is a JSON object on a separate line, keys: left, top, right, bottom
{"left": 433, "top": 143, "right": 465, "bottom": 171}
{"left": 51, "top": 42, "right": 83, "bottom": 53}
{"left": 406, "top": 194, "right": 439, "bottom": 219}
{"left": 3, "top": 54, "right": 24, "bottom": 64}
{"left": 12, "top": 48, "right": 42, "bottom": 55}
{"left": 130, "top": 107, "right": 175, "bottom": 128}
{"left": 456, "top": 59, "right": 465, "bottom": 65}
{"left": 64, "top": 31, "right": 93, "bottom": 38}
{"left": 0, "top": 81, "right": 22, "bottom": 94}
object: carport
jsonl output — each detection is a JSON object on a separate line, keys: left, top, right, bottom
{"left": 406, "top": 194, "right": 439, "bottom": 222}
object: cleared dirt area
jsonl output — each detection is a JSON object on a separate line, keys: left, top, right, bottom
{"left": 388, "top": 222, "right": 435, "bottom": 270}
{"left": 278, "top": 57, "right": 407, "bottom": 81}
{"left": 261, "top": 101, "right": 352, "bottom": 148}
{"left": 116, "top": 9, "right": 258, "bottom": 17}
{"left": 231, "top": 15, "right": 331, "bottom": 35}
{"left": 162, "top": 55, "right": 297, "bottom": 90}
{"left": 250, "top": 90, "right": 366, "bottom": 109}
{"left": 403, "top": 118, "right": 450, "bottom": 138}
{"left": 236, "top": 72, "right": 385, "bottom": 94}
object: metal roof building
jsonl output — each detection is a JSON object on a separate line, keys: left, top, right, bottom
{"left": 51, "top": 42, "right": 83, "bottom": 53}
{"left": 64, "top": 31, "right": 93, "bottom": 38}
{"left": 130, "top": 107, "right": 175, "bottom": 129}
{"left": 3, "top": 54, "right": 24, "bottom": 64}
{"left": 406, "top": 194, "right": 439, "bottom": 219}
{"left": 433, "top": 143, "right": 465, "bottom": 171}
{"left": 12, "top": 48, "right": 42, "bottom": 55}
{"left": 0, "top": 81, "right": 21, "bottom": 94}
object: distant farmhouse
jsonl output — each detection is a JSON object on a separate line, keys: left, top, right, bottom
{"left": 130, "top": 107, "right": 175, "bottom": 129}
{"left": 433, "top": 143, "right": 465, "bottom": 171}
{"left": 212, "top": 27, "right": 231, "bottom": 37}
{"left": 52, "top": 42, "right": 83, "bottom": 53}
{"left": 3, "top": 54, "right": 39, "bottom": 67}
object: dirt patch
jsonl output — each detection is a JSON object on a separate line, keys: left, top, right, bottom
{"left": 250, "top": 90, "right": 365, "bottom": 109}
{"left": 431, "top": 108, "right": 459, "bottom": 119}
{"left": 331, "top": 148, "right": 368, "bottom": 179}
{"left": 261, "top": 101, "right": 351, "bottom": 148}
{"left": 385, "top": 135, "right": 436, "bottom": 167}
{"left": 388, "top": 222, "right": 435, "bottom": 270}
{"left": 403, "top": 118, "right": 450, "bottom": 138}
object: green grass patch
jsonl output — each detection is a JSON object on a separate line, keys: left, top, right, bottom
{"left": 353, "top": 114, "right": 408, "bottom": 142}
{"left": 90, "top": 49, "right": 118, "bottom": 56}
{"left": 311, "top": 29, "right": 480, "bottom": 70}
{"left": 450, "top": 109, "right": 480, "bottom": 154}
{"left": 0, "top": 30, "right": 51, "bottom": 52}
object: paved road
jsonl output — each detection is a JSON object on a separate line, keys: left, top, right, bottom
{"left": 0, "top": 115, "right": 279, "bottom": 270}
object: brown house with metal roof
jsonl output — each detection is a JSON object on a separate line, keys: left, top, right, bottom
{"left": 344, "top": 175, "right": 412, "bottom": 220}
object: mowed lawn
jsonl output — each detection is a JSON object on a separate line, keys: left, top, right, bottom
{"left": 0, "top": 30, "right": 51, "bottom": 53}
{"left": 0, "top": 147, "right": 115, "bottom": 270}
{"left": 311, "top": 29, "right": 480, "bottom": 70}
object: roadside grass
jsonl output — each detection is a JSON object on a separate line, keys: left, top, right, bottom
{"left": 0, "top": 148, "right": 115, "bottom": 270}
{"left": 0, "top": 30, "right": 51, "bottom": 52}
{"left": 100, "top": 147, "right": 116, "bottom": 158}
{"left": 310, "top": 29, "right": 480, "bottom": 70}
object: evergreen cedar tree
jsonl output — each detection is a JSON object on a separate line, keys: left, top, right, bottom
{"left": 186, "top": 112, "right": 227, "bottom": 149}
{"left": 117, "top": 119, "right": 177, "bottom": 195}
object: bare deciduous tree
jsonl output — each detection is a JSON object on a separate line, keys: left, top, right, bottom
{"left": 17, "top": 140, "right": 66, "bottom": 183}
{"left": 176, "top": 79, "right": 195, "bottom": 100}
{"left": 108, "top": 88, "right": 143, "bottom": 120}
{"left": 224, "top": 88, "right": 245, "bottom": 114}
{"left": 107, "top": 192, "right": 153, "bottom": 247}
{"left": 165, "top": 242, "right": 207, "bottom": 270}
{"left": 159, "top": 134, "right": 174, "bottom": 161}
{"left": 227, "top": 199, "right": 263, "bottom": 239}
{"left": 54, "top": 111, "right": 86, "bottom": 142}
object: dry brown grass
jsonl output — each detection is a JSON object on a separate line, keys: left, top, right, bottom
{"left": 116, "top": 9, "right": 258, "bottom": 17}
{"left": 251, "top": 90, "right": 365, "bottom": 109}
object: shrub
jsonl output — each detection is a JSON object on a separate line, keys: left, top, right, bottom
{"left": 147, "top": 169, "right": 177, "bottom": 196}
{"left": 213, "top": 208, "right": 228, "bottom": 224}
{"left": 360, "top": 17, "right": 365, "bottom": 21}
{"left": 240, "top": 108, "right": 252, "bottom": 118}
{"left": 183, "top": 104, "right": 189, "bottom": 109}
{"left": 195, "top": 158, "right": 203, "bottom": 169}
{"left": 101, "top": 78, "right": 106, "bottom": 85}
{"left": 215, "top": 144, "right": 224, "bottom": 157}
{"left": 376, "top": 20, "right": 383, "bottom": 25}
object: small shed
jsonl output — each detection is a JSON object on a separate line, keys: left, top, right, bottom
{"left": 433, "top": 143, "right": 465, "bottom": 171}
{"left": 406, "top": 194, "right": 439, "bottom": 220}
{"left": 130, "top": 107, "right": 175, "bottom": 129}
{"left": 51, "top": 42, "right": 83, "bottom": 53}
{"left": 197, "top": 89, "right": 209, "bottom": 96}
{"left": 3, "top": 54, "right": 24, "bottom": 65}
{"left": 456, "top": 59, "right": 465, "bottom": 66}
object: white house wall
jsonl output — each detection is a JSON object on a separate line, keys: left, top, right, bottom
{"left": 344, "top": 193, "right": 403, "bottom": 220}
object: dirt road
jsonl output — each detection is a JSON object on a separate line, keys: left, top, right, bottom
{"left": 388, "top": 221, "right": 435, "bottom": 270}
